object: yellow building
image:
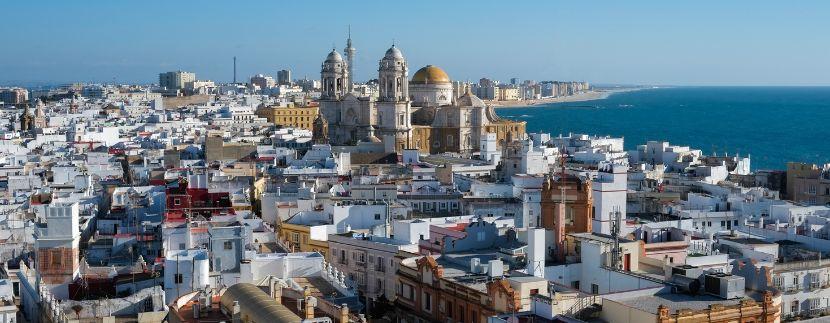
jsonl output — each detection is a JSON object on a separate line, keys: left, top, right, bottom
{"left": 256, "top": 104, "right": 319, "bottom": 130}
{"left": 277, "top": 220, "right": 330, "bottom": 258}
{"left": 498, "top": 86, "right": 520, "bottom": 101}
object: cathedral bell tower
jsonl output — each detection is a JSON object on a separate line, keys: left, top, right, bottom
{"left": 376, "top": 45, "right": 412, "bottom": 152}
{"left": 378, "top": 45, "right": 408, "bottom": 102}
{"left": 320, "top": 49, "right": 348, "bottom": 100}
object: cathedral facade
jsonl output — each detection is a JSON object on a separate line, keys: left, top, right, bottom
{"left": 316, "top": 38, "right": 525, "bottom": 155}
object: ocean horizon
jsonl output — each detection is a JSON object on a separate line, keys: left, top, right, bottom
{"left": 496, "top": 86, "right": 830, "bottom": 171}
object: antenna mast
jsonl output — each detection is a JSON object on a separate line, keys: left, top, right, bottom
{"left": 610, "top": 206, "right": 623, "bottom": 270}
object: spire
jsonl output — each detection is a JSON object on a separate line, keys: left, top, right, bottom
{"left": 344, "top": 26, "right": 356, "bottom": 92}
{"left": 346, "top": 25, "right": 352, "bottom": 48}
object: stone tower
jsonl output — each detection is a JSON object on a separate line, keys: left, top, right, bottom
{"left": 19, "top": 105, "right": 33, "bottom": 132}
{"left": 378, "top": 45, "right": 408, "bottom": 102}
{"left": 312, "top": 113, "right": 329, "bottom": 144}
{"left": 33, "top": 98, "right": 47, "bottom": 129}
{"left": 376, "top": 45, "right": 412, "bottom": 152}
{"left": 320, "top": 49, "right": 348, "bottom": 101}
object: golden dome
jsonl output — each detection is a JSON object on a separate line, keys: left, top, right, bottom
{"left": 411, "top": 65, "right": 451, "bottom": 84}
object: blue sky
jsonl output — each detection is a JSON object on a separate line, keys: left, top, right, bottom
{"left": 2, "top": 1, "right": 829, "bottom": 86}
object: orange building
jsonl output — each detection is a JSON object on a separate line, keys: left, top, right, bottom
{"left": 541, "top": 173, "right": 593, "bottom": 262}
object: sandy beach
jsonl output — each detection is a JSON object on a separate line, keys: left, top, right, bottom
{"left": 489, "top": 89, "right": 635, "bottom": 109}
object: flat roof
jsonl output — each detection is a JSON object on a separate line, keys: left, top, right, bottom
{"left": 611, "top": 291, "right": 765, "bottom": 314}
{"left": 721, "top": 237, "right": 776, "bottom": 246}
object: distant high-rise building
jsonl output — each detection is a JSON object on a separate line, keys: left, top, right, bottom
{"left": 159, "top": 71, "right": 196, "bottom": 90}
{"left": 250, "top": 74, "right": 276, "bottom": 89}
{"left": 0, "top": 87, "right": 29, "bottom": 105}
{"left": 277, "top": 69, "right": 292, "bottom": 85}
{"left": 510, "top": 78, "right": 519, "bottom": 85}
{"left": 479, "top": 77, "right": 495, "bottom": 87}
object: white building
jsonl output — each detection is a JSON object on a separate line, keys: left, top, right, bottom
{"left": 592, "top": 163, "right": 628, "bottom": 235}
{"left": 164, "top": 249, "right": 210, "bottom": 302}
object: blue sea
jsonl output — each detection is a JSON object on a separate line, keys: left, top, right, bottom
{"left": 496, "top": 87, "right": 830, "bottom": 171}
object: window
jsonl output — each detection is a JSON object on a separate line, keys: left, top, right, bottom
{"left": 376, "top": 256, "right": 386, "bottom": 272}
{"left": 446, "top": 300, "right": 453, "bottom": 318}
{"left": 591, "top": 284, "right": 599, "bottom": 295}
{"left": 530, "top": 288, "right": 539, "bottom": 295}
{"left": 174, "top": 198, "right": 181, "bottom": 206}
{"left": 401, "top": 283, "right": 414, "bottom": 300}
{"left": 810, "top": 298, "right": 820, "bottom": 310}
{"left": 721, "top": 221, "right": 726, "bottom": 227}
{"left": 571, "top": 281, "right": 580, "bottom": 289}
{"left": 707, "top": 221, "right": 712, "bottom": 227}
{"left": 791, "top": 300, "right": 799, "bottom": 313}
{"left": 174, "top": 274, "right": 183, "bottom": 284}
{"left": 291, "top": 232, "right": 300, "bottom": 244}
{"left": 565, "top": 207, "right": 575, "bottom": 225}
{"left": 423, "top": 292, "right": 432, "bottom": 311}
{"left": 223, "top": 241, "right": 233, "bottom": 250}
{"left": 399, "top": 114, "right": 405, "bottom": 126}
{"left": 374, "top": 213, "right": 381, "bottom": 220}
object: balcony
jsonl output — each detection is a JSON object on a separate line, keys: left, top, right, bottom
{"left": 784, "top": 308, "right": 830, "bottom": 320}
{"left": 781, "top": 284, "right": 803, "bottom": 293}
{"left": 807, "top": 281, "right": 830, "bottom": 291}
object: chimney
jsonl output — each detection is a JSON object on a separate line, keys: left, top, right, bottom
{"left": 340, "top": 304, "right": 350, "bottom": 323}
{"left": 304, "top": 296, "right": 315, "bottom": 320}
{"left": 232, "top": 301, "right": 241, "bottom": 323}
{"left": 272, "top": 282, "right": 282, "bottom": 304}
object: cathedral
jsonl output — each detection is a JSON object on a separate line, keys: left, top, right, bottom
{"left": 315, "top": 36, "right": 525, "bottom": 155}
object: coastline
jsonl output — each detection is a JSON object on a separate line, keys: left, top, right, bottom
{"left": 489, "top": 88, "right": 640, "bottom": 109}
